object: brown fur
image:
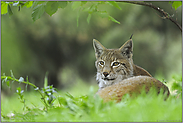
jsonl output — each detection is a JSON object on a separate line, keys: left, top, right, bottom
{"left": 93, "top": 38, "right": 170, "bottom": 102}
{"left": 96, "top": 76, "right": 170, "bottom": 102}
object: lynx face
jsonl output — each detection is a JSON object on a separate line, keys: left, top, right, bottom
{"left": 93, "top": 39, "right": 134, "bottom": 90}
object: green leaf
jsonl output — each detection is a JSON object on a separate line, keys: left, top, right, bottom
{"left": 6, "top": 81, "right": 10, "bottom": 87}
{"left": 58, "top": 96, "right": 67, "bottom": 106}
{"left": 87, "top": 4, "right": 98, "bottom": 13}
{"left": 72, "top": 1, "right": 81, "bottom": 10}
{"left": 16, "top": 87, "right": 22, "bottom": 93}
{"left": 65, "top": 92, "right": 75, "bottom": 100}
{"left": 98, "top": 11, "right": 120, "bottom": 24}
{"left": 1, "top": 1, "right": 8, "bottom": 14}
{"left": 8, "top": 4, "right": 13, "bottom": 16}
{"left": 58, "top": 1, "right": 68, "bottom": 9}
{"left": 108, "top": 15, "right": 120, "bottom": 24}
{"left": 107, "top": 1, "right": 121, "bottom": 10}
{"left": 10, "top": 70, "right": 15, "bottom": 78}
{"left": 44, "top": 72, "right": 49, "bottom": 88}
{"left": 170, "top": 1, "right": 182, "bottom": 10}
{"left": 32, "top": 4, "right": 46, "bottom": 21}
{"left": 45, "top": 1, "right": 59, "bottom": 16}
{"left": 171, "top": 82, "right": 182, "bottom": 91}
{"left": 24, "top": 1, "right": 33, "bottom": 8}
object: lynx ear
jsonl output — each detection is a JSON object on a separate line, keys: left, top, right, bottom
{"left": 93, "top": 39, "right": 106, "bottom": 58}
{"left": 119, "top": 39, "right": 133, "bottom": 58}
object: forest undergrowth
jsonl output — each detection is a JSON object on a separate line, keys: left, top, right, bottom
{"left": 1, "top": 71, "right": 182, "bottom": 122}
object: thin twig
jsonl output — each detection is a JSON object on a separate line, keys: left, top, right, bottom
{"left": 123, "top": 1, "right": 182, "bottom": 32}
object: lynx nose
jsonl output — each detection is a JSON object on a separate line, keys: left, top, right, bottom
{"left": 103, "top": 72, "right": 109, "bottom": 77}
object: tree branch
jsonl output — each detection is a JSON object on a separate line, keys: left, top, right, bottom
{"left": 123, "top": 1, "right": 182, "bottom": 32}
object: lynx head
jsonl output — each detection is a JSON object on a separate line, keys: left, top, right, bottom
{"left": 93, "top": 39, "right": 134, "bottom": 90}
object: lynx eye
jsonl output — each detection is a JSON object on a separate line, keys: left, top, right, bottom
{"left": 112, "top": 62, "right": 120, "bottom": 66}
{"left": 99, "top": 61, "right": 104, "bottom": 66}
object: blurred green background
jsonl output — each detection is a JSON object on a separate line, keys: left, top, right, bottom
{"left": 1, "top": 1, "right": 182, "bottom": 96}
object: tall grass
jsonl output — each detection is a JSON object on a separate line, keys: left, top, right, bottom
{"left": 1, "top": 72, "right": 182, "bottom": 122}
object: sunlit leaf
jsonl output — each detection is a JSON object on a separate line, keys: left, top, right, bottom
{"left": 45, "top": 1, "right": 58, "bottom": 16}
{"left": 169, "top": 1, "right": 182, "bottom": 10}
{"left": 1, "top": 76, "right": 7, "bottom": 84}
{"left": 24, "top": 1, "right": 33, "bottom": 8}
{"left": 108, "top": 15, "right": 120, "bottom": 24}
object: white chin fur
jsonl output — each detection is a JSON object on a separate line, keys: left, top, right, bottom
{"left": 97, "top": 72, "right": 125, "bottom": 89}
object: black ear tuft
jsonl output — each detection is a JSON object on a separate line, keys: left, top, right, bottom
{"left": 130, "top": 34, "right": 133, "bottom": 39}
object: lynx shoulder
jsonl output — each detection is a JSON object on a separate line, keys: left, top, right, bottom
{"left": 93, "top": 38, "right": 152, "bottom": 91}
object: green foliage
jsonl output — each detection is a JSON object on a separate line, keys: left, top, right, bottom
{"left": 7, "top": 4, "right": 13, "bottom": 16}
{"left": 1, "top": 1, "right": 182, "bottom": 25}
{"left": 45, "top": 2, "right": 59, "bottom": 16}
{"left": 1, "top": 2, "right": 9, "bottom": 14}
{"left": 169, "top": 1, "right": 182, "bottom": 10}
{"left": 1, "top": 1, "right": 181, "bottom": 93}
{"left": 171, "top": 74, "right": 182, "bottom": 97}
{"left": 1, "top": 71, "right": 57, "bottom": 110}
{"left": 1, "top": 72, "right": 182, "bottom": 122}
{"left": 71, "top": 1, "right": 121, "bottom": 26}
{"left": 107, "top": 1, "right": 122, "bottom": 10}
{"left": 97, "top": 11, "right": 120, "bottom": 24}
{"left": 31, "top": 4, "right": 46, "bottom": 21}
{"left": 1, "top": 1, "right": 121, "bottom": 25}
{"left": 1, "top": 1, "right": 33, "bottom": 15}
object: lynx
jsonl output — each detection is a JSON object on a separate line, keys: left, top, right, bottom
{"left": 93, "top": 37, "right": 152, "bottom": 91}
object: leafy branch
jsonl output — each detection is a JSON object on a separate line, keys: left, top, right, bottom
{"left": 123, "top": 1, "right": 182, "bottom": 32}
{"left": 1, "top": 1, "right": 121, "bottom": 26}
{"left": 1, "top": 1, "right": 182, "bottom": 29}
